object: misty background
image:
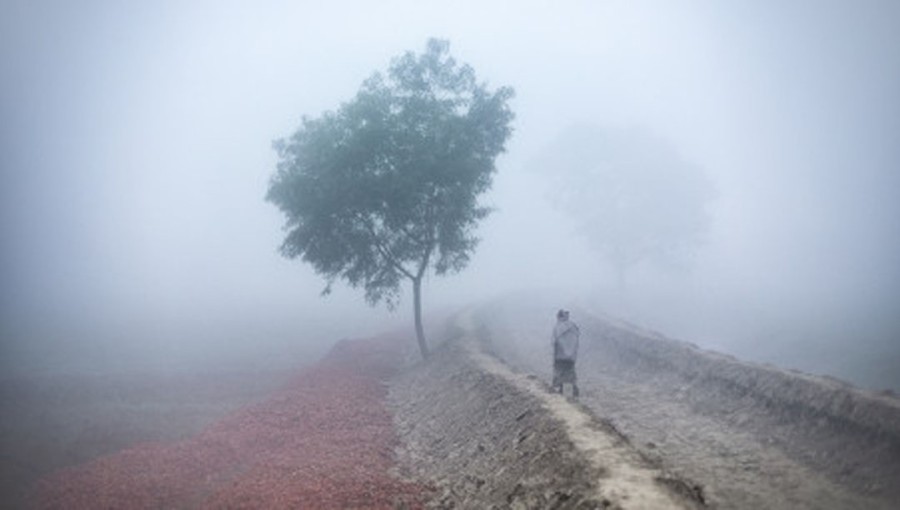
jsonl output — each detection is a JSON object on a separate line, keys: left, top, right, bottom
{"left": 1, "top": 1, "right": 898, "bottom": 389}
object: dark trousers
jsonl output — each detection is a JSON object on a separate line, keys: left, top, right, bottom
{"left": 552, "top": 359, "right": 578, "bottom": 396}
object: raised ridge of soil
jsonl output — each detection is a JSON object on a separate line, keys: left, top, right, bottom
{"left": 477, "top": 299, "right": 900, "bottom": 509}
{"left": 389, "top": 313, "right": 704, "bottom": 509}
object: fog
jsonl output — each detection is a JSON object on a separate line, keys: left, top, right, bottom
{"left": 1, "top": 1, "right": 898, "bottom": 389}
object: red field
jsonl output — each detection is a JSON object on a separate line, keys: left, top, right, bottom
{"left": 25, "top": 336, "right": 429, "bottom": 509}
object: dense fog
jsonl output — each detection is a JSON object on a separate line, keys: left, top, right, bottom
{"left": 1, "top": 1, "right": 898, "bottom": 390}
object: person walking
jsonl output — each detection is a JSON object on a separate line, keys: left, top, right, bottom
{"left": 551, "top": 309, "right": 580, "bottom": 397}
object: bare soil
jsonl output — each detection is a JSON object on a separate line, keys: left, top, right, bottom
{"left": 9, "top": 300, "right": 897, "bottom": 509}
{"left": 475, "top": 300, "right": 900, "bottom": 510}
{"left": 0, "top": 370, "right": 291, "bottom": 508}
{"left": 24, "top": 336, "right": 429, "bottom": 509}
{"left": 388, "top": 313, "right": 704, "bottom": 509}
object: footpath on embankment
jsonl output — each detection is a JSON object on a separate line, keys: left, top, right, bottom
{"left": 46, "top": 302, "right": 897, "bottom": 509}
{"left": 33, "top": 310, "right": 705, "bottom": 509}
{"left": 389, "top": 311, "right": 705, "bottom": 509}
{"left": 477, "top": 299, "right": 900, "bottom": 510}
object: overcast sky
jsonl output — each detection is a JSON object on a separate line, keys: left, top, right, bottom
{"left": 1, "top": 1, "right": 898, "bottom": 385}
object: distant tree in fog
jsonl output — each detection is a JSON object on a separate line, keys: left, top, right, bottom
{"left": 535, "top": 124, "right": 714, "bottom": 294}
{"left": 267, "top": 39, "right": 515, "bottom": 359}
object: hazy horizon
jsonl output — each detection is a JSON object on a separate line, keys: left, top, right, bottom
{"left": 2, "top": 1, "right": 898, "bottom": 390}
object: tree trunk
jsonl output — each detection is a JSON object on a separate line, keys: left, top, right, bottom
{"left": 412, "top": 276, "right": 429, "bottom": 359}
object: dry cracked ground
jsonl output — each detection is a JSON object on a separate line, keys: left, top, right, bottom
{"left": 390, "top": 302, "right": 899, "bottom": 509}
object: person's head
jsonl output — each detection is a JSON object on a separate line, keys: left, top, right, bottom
{"left": 557, "top": 309, "right": 569, "bottom": 321}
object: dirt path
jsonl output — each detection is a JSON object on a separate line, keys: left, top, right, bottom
{"left": 574, "top": 366, "right": 883, "bottom": 509}
{"left": 465, "top": 327, "right": 694, "bottom": 508}
{"left": 478, "top": 303, "right": 897, "bottom": 510}
{"left": 390, "top": 312, "right": 703, "bottom": 509}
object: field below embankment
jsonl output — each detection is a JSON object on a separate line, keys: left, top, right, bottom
{"left": 0, "top": 369, "right": 293, "bottom": 508}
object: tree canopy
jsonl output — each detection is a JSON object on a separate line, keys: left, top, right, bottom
{"left": 267, "top": 39, "right": 514, "bottom": 358}
{"left": 534, "top": 124, "right": 714, "bottom": 293}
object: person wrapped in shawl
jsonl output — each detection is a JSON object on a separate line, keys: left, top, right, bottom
{"left": 551, "top": 309, "right": 580, "bottom": 397}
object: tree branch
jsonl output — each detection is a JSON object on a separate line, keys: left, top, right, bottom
{"left": 398, "top": 223, "right": 428, "bottom": 248}
{"left": 417, "top": 240, "right": 433, "bottom": 280}
{"left": 416, "top": 221, "right": 437, "bottom": 280}
{"left": 356, "top": 212, "right": 416, "bottom": 280}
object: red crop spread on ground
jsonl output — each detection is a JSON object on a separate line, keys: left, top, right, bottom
{"left": 33, "top": 337, "right": 430, "bottom": 509}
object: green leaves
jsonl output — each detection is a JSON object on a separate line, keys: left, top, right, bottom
{"left": 267, "top": 39, "right": 515, "bottom": 310}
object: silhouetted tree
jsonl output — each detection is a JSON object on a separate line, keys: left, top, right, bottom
{"left": 267, "top": 39, "right": 514, "bottom": 358}
{"left": 535, "top": 124, "right": 714, "bottom": 294}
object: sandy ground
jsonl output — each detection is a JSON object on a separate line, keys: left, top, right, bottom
{"left": 477, "top": 302, "right": 898, "bottom": 510}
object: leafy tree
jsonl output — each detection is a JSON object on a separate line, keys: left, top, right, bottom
{"left": 267, "top": 39, "right": 514, "bottom": 358}
{"left": 534, "top": 124, "right": 714, "bottom": 294}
